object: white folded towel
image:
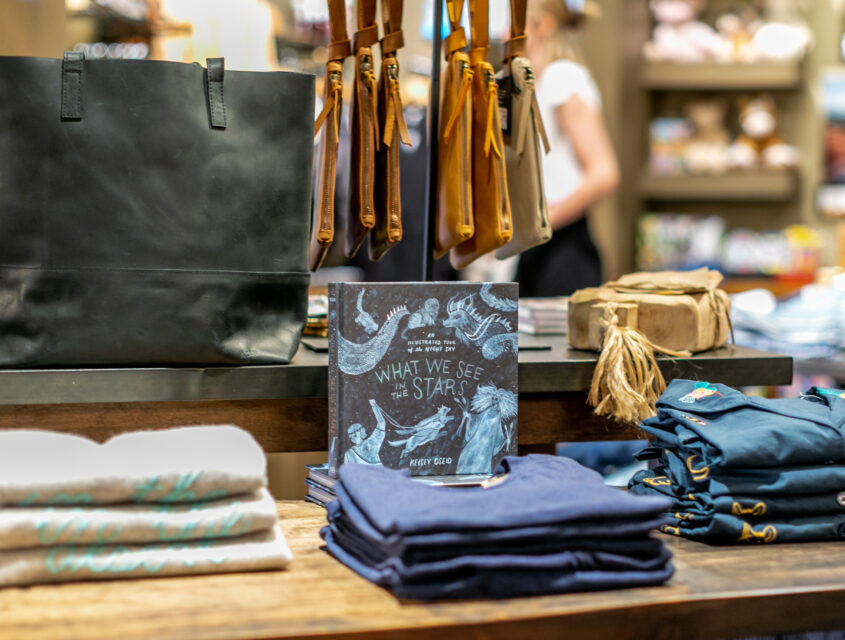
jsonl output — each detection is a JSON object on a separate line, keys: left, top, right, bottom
{"left": 0, "top": 524, "right": 292, "bottom": 587}
{"left": 0, "top": 489, "right": 278, "bottom": 550}
{"left": 0, "top": 426, "right": 266, "bottom": 506}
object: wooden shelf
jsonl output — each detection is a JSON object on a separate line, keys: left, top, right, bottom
{"left": 2, "top": 500, "right": 844, "bottom": 640}
{"left": 640, "top": 170, "right": 798, "bottom": 201}
{"left": 640, "top": 60, "right": 803, "bottom": 90}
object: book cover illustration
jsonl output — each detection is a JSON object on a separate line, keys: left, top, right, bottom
{"left": 328, "top": 282, "right": 518, "bottom": 477}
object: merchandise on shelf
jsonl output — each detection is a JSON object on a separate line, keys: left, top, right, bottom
{"left": 649, "top": 118, "right": 692, "bottom": 176}
{"left": 643, "top": 0, "right": 810, "bottom": 63}
{"left": 636, "top": 214, "right": 724, "bottom": 272}
{"left": 683, "top": 99, "right": 730, "bottom": 174}
{"left": 643, "top": 0, "right": 730, "bottom": 63}
{"left": 726, "top": 95, "right": 798, "bottom": 170}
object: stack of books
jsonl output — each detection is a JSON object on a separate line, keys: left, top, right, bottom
{"left": 305, "top": 464, "right": 491, "bottom": 507}
{"left": 518, "top": 297, "right": 568, "bottom": 335}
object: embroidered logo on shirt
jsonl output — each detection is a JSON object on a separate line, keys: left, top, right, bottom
{"left": 817, "top": 388, "right": 845, "bottom": 399}
{"left": 679, "top": 382, "right": 722, "bottom": 404}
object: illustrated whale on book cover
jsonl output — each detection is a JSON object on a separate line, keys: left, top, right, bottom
{"left": 328, "top": 282, "right": 519, "bottom": 477}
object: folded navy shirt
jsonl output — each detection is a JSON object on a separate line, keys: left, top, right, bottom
{"left": 321, "top": 455, "right": 675, "bottom": 600}
{"left": 334, "top": 455, "right": 671, "bottom": 536}
{"left": 640, "top": 381, "right": 845, "bottom": 469}
{"left": 323, "top": 527, "right": 675, "bottom": 600}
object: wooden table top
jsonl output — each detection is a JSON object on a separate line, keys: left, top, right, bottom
{"left": 1, "top": 501, "right": 844, "bottom": 640}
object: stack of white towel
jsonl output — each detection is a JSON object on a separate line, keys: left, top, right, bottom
{"left": 0, "top": 425, "right": 292, "bottom": 587}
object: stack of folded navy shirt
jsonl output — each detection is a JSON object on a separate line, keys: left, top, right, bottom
{"left": 630, "top": 379, "right": 845, "bottom": 544}
{"left": 321, "top": 454, "right": 674, "bottom": 600}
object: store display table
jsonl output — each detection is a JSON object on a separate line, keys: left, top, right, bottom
{"left": 1, "top": 500, "right": 843, "bottom": 640}
{"left": 0, "top": 339, "right": 791, "bottom": 449}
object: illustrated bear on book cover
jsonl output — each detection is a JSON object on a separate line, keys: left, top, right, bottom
{"left": 328, "top": 282, "right": 518, "bottom": 477}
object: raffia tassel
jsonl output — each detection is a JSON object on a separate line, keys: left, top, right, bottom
{"left": 587, "top": 303, "right": 691, "bottom": 424}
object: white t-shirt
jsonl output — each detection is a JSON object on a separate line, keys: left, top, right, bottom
{"left": 537, "top": 59, "right": 602, "bottom": 205}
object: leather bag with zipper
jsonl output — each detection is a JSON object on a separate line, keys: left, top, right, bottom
{"left": 370, "top": 0, "right": 412, "bottom": 261}
{"left": 346, "top": 0, "right": 381, "bottom": 258}
{"left": 310, "top": 0, "right": 351, "bottom": 271}
{"left": 434, "top": 0, "right": 474, "bottom": 259}
{"left": 493, "top": 0, "right": 552, "bottom": 260}
{"left": 0, "top": 53, "right": 314, "bottom": 365}
{"left": 450, "top": 0, "right": 513, "bottom": 270}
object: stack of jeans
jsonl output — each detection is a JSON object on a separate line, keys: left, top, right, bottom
{"left": 629, "top": 379, "right": 845, "bottom": 544}
{"left": 321, "top": 455, "right": 674, "bottom": 600}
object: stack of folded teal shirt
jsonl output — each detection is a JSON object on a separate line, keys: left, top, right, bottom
{"left": 321, "top": 455, "right": 675, "bottom": 600}
{"left": 629, "top": 380, "right": 845, "bottom": 544}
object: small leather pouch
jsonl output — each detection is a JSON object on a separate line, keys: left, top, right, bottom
{"left": 450, "top": 0, "right": 512, "bottom": 270}
{"left": 434, "top": 0, "right": 474, "bottom": 259}
{"left": 310, "top": 0, "right": 351, "bottom": 271}
{"left": 345, "top": 0, "right": 380, "bottom": 258}
{"left": 493, "top": 0, "right": 551, "bottom": 260}
{"left": 370, "top": 0, "right": 412, "bottom": 261}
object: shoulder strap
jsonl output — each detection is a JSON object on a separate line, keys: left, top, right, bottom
{"left": 327, "top": 0, "right": 352, "bottom": 60}
{"left": 353, "top": 0, "right": 379, "bottom": 50}
{"left": 444, "top": 0, "right": 467, "bottom": 57}
{"left": 503, "top": 0, "right": 527, "bottom": 62}
{"left": 468, "top": 0, "right": 489, "bottom": 66}
{"left": 380, "top": 0, "right": 404, "bottom": 54}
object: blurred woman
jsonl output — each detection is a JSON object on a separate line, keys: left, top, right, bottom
{"left": 515, "top": 0, "right": 619, "bottom": 297}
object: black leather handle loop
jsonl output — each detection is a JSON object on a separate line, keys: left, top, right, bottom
{"left": 61, "top": 51, "right": 84, "bottom": 121}
{"left": 206, "top": 57, "right": 227, "bottom": 129}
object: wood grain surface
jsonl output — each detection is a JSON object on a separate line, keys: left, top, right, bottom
{"left": 1, "top": 501, "right": 843, "bottom": 640}
{"left": 0, "top": 393, "right": 643, "bottom": 451}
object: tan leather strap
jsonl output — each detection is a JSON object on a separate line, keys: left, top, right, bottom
{"left": 444, "top": 0, "right": 467, "bottom": 56}
{"left": 503, "top": 0, "right": 527, "bottom": 62}
{"left": 380, "top": 0, "right": 404, "bottom": 54}
{"left": 353, "top": 0, "right": 379, "bottom": 50}
{"left": 468, "top": 0, "right": 489, "bottom": 65}
{"left": 327, "top": 0, "right": 351, "bottom": 60}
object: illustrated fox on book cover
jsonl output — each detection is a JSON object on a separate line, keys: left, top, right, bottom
{"left": 328, "top": 282, "right": 518, "bottom": 477}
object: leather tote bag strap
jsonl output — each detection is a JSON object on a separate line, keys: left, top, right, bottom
{"left": 327, "top": 0, "right": 352, "bottom": 60}
{"left": 444, "top": 0, "right": 468, "bottom": 57}
{"left": 468, "top": 0, "right": 489, "bottom": 65}
{"left": 503, "top": 0, "right": 527, "bottom": 63}
{"left": 380, "top": 0, "right": 404, "bottom": 54}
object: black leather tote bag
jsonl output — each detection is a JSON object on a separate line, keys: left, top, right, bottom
{"left": 0, "top": 54, "right": 313, "bottom": 366}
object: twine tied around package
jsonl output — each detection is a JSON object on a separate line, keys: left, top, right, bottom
{"left": 587, "top": 302, "right": 692, "bottom": 425}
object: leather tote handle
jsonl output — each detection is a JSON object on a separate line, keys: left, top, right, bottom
{"left": 353, "top": 0, "right": 379, "bottom": 50}
{"left": 60, "top": 52, "right": 228, "bottom": 130}
{"left": 326, "top": 0, "right": 352, "bottom": 60}
{"left": 444, "top": 0, "right": 468, "bottom": 58}
{"left": 468, "top": 0, "right": 489, "bottom": 65}
{"left": 503, "top": 0, "right": 527, "bottom": 62}
{"left": 380, "top": 0, "right": 404, "bottom": 54}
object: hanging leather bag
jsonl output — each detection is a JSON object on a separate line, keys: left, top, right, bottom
{"left": 434, "top": 0, "right": 474, "bottom": 259}
{"left": 493, "top": 0, "right": 552, "bottom": 260}
{"left": 450, "top": 0, "right": 513, "bottom": 270}
{"left": 310, "top": 0, "right": 351, "bottom": 270}
{"left": 0, "top": 53, "right": 314, "bottom": 366}
{"left": 370, "top": 0, "right": 412, "bottom": 261}
{"left": 345, "top": 0, "right": 381, "bottom": 258}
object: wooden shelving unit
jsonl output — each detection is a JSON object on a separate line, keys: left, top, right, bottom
{"left": 640, "top": 60, "right": 803, "bottom": 90}
{"left": 639, "top": 169, "right": 799, "bottom": 202}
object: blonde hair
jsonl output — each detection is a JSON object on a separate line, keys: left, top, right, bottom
{"left": 527, "top": 0, "right": 593, "bottom": 62}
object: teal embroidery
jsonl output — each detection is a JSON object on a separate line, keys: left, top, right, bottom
{"left": 49, "top": 493, "right": 93, "bottom": 505}
{"left": 131, "top": 476, "right": 165, "bottom": 503}
{"left": 160, "top": 472, "right": 202, "bottom": 503}
{"left": 817, "top": 388, "right": 845, "bottom": 399}
{"left": 44, "top": 541, "right": 234, "bottom": 575}
{"left": 18, "top": 492, "right": 40, "bottom": 506}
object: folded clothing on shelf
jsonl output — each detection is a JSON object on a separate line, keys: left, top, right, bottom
{"left": 0, "top": 426, "right": 292, "bottom": 586}
{"left": 321, "top": 455, "right": 674, "bottom": 600}
{"left": 0, "top": 524, "right": 292, "bottom": 588}
{"left": 0, "top": 426, "right": 268, "bottom": 506}
{"left": 630, "top": 381, "right": 845, "bottom": 544}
